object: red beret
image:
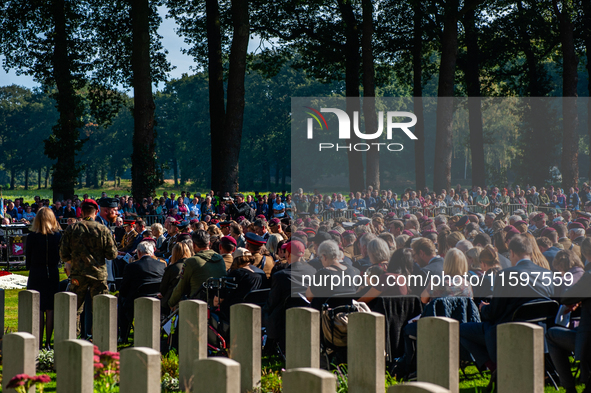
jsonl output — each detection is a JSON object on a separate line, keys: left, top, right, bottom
{"left": 540, "top": 227, "right": 556, "bottom": 238}
{"left": 402, "top": 230, "right": 414, "bottom": 236}
{"left": 220, "top": 235, "right": 237, "bottom": 247}
{"left": 81, "top": 199, "right": 99, "bottom": 210}
{"left": 287, "top": 240, "right": 305, "bottom": 257}
{"left": 503, "top": 225, "right": 520, "bottom": 240}
{"left": 533, "top": 213, "right": 546, "bottom": 221}
{"left": 568, "top": 222, "right": 585, "bottom": 230}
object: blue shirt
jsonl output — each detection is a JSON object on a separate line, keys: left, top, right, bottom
{"left": 331, "top": 200, "right": 347, "bottom": 210}
{"left": 273, "top": 202, "right": 286, "bottom": 218}
{"left": 188, "top": 203, "right": 201, "bottom": 218}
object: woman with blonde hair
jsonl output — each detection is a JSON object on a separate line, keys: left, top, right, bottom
{"left": 421, "top": 248, "right": 472, "bottom": 304}
{"left": 524, "top": 233, "right": 551, "bottom": 270}
{"left": 395, "top": 234, "right": 410, "bottom": 250}
{"left": 465, "top": 246, "right": 483, "bottom": 274}
{"left": 446, "top": 231, "right": 465, "bottom": 251}
{"left": 159, "top": 242, "right": 192, "bottom": 316}
{"left": 26, "top": 207, "right": 62, "bottom": 349}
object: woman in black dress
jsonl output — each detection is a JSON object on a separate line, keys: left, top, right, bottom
{"left": 159, "top": 242, "right": 192, "bottom": 317}
{"left": 26, "top": 207, "right": 62, "bottom": 349}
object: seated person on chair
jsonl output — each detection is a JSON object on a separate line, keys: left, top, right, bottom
{"left": 118, "top": 239, "right": 165, "bottom": 343}
{"left": 263, "top": 239, "right": 316, "bottom": 350}
{"left": 219, "top": 248, "right": 266, "bottom": 318}
{"left": 459, "top": 234, "right": 555, "bottom": 375}
{"left": 546, "top": 252, "right": 588, "bottom": 393}
{"left": 167, "top": 230, "right": 226, "bottom": 309}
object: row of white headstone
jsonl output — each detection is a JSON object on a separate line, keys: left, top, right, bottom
{"left": 2, "top": 289, "right": 545, "bottom": 393}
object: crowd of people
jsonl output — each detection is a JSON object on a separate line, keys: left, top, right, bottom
{"left": 3, "top": 183, "right": 591, "bottom": 393}
{"left": 3, "top": 182, "right": 591, "bottom": 226}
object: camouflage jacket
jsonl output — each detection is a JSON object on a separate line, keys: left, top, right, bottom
{"left": 60, "top": 218, "right": 118, "bottom": 274}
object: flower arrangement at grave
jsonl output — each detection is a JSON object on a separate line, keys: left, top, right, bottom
{"left": 93, "top": 346, "right": 120, "bottom": 393}
{"left": 6, "top": 374, "right": 51, "bottom": 393}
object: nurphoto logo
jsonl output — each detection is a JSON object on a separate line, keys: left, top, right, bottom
{"left": 304, "top": 106, "right": 418, "bottom": 152}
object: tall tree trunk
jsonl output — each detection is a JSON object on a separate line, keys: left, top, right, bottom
{"left": 206, "top": 0, "right": 226, "bottom": 192}
{"left": 130, "top": 0, "right": 157, "bottom": 201}
{"left": 85, "top": 165, "right": 91, "bottom": 188}
{"left": 265, "top": 161, "right": 272, "bottom": 190}
{"left": 517, "top": 1, "right": 541, "bottom": 96}
{"left": 463, "top": 9, "right": 486, "bottom": 187}
{"left": 583, "top": 1, "right": 591, "bottom": 180}
{"left": 93, "top": 167, "right": 99, "bottom": 188}
{"left": 45, "top": 166, "right": 50, "bottom": 189}
{"left": 172, "top": 158, "right": 179, "bottom": 186}
{"left": 24, "top": 168, "right": 29, "bottom": 190}
{"left": 38, "top": 167, "right": 42, "bottom": 189}
{"left": 412, "top": 0, "right": 426, "bottom": 191}
{"left": 433, "top": 0, "right": 459, "bottom": 193}
{"left": 554, "top": 0, "right": 579, "bottom": 189}
{"left": 216, "top": 0, "right": 249, "bottom": 194}
{"left": 338, "top": 0, "right": 364, "bottom": 192}
{"left": 362, "top": 0, "right": 379, "bottom": 191}
{"left": 9, "top": 168, "right": 15, "bottom": 190}
{"left": 45, "top": 0, "right": 84, "bottom": 202}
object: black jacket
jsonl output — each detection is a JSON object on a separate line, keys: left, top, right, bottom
{"left": 119, "top": 255, "right": 166, "bottom": 308}
{"left": 480, "top": 259, "right": 555, "bottom": 326}
{"left": 227, "top": 201, "right": 254, "bottom": 221}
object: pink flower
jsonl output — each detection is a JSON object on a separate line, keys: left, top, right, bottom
{"left": 94, "top": 363, "right": 104, "bottom": 369}
{"left": 94, "top": 346, "right": 101, "bottom": 356}
{"left": 30, "top": 375, "right": 51, "bottom": 384}
{"left": 6, "top": 374, "right": 29, "bottom": 388}
{"left": 94, "top": 355, "right": 101, "bottom": 363}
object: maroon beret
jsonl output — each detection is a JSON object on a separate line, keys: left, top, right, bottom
{"left": 540, "top": 227, "right": 556, "bottom": 238}
{"left": 221, "top": 235, "right": 237, "bottom": 247}
{"left": 533, "top": 213, "right": 546, "bottom": 221}
{"left": 503, "top": 225, "right": 521, "bottom": 240}
{"left": 568, "top": 222, "right": 585, "bottom": 230}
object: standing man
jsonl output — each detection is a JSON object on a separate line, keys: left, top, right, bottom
{"left": 227, "top": 193, "right": 254, "bottom": 221}
{"left": 96, "top": 197, "right": 119, "bottom": 226}
{"left": 60, "top": 199, "right": 118, "bottom": 335}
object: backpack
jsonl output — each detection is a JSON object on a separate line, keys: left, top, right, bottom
{"left": 321, "top": 300, "right": 371, "bottom": 347}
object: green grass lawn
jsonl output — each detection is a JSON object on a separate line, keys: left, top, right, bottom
{"left": 1, "top": 180, "right": 279, "bottom": 204}
{"left": 0, "top": 271, "right": 586, "bottom": 392}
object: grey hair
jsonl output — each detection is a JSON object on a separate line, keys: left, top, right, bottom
{"left": 367, "top": 238, "right": 391, "bottom": 264}
{"left": 455, "top": 239, "right": 474, "bottom": 253}
{"left": 137, "top": 241, "right": 155, "bottom": 255}
{"left": 570, "top": 228, "right": 585, "bottom": 237}
{"left": 266, "top": 234, "right": 282, "bottom": 255}
{"left": 151, "top": 223, "right": 163, "bottom": 236}
{"left": 509, "top": 215, "right": 521, "bottom": 224}
{"left": 318, "top": 240, "right": 341, "bottom": 260}
{"left": 359, "top": 233, "right": 378, "bottom": 248}
{"left": 434, "top": 215, "right": 448, "bottom": 225}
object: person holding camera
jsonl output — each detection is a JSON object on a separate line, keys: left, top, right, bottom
{"left": 227, "top": 193, "right": 254, "bottom": 221}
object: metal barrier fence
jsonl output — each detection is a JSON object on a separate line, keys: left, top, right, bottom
{"left": 306, "top": 203, "right": 567, "bottom": 221}
{"left": 59, "top": 214, "right": 166, "bottom": 227}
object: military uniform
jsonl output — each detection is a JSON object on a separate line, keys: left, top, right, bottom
{"left": 253, "top": 252, "right": 275, "bottom": 279}
{"left": 60, "top": 216, "right": 118, "bottom": 334}
{"left": 119, "top": 229, "right": 138, "bottom": 251}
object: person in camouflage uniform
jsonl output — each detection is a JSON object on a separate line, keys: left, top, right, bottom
{"left": 60, "top": 199, "right": 118, "bottom": 335}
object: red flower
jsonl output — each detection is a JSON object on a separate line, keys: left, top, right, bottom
{"left": 30, "top": 375, "right": 51, "bottom": 384}
{"left": 6, "top": 374, "right": 29, "bottom": 388}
